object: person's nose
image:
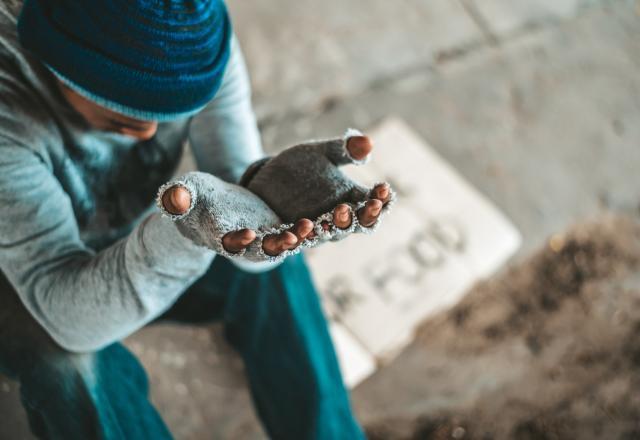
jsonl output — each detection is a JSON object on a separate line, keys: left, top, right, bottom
{"left": 117, "top": 121, "right": 158, "bottom": 140}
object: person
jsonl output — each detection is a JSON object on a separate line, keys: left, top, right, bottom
{"left": 0, "top": 0, "right": 391, "bottom": 438}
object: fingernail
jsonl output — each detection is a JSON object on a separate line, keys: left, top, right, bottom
{"left": 168, "top": 187, "right": 191, "bottom": 214}
{"left": 301, "top": 220, "right": 314, "bottom": 231}
{"left": 241, "top": 236, "right": 254, "bottom": 245}
{"left": 347, "top": 136, "right": 372, "bottom": 160}
{"left": 162, "top": 187, "right": 191, "bottom": 215}
{"left": 349, "top": 136, "right": 370, "bottom": 149}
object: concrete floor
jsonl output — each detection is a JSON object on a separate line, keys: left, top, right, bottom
{"left": 1, "top": 0, "right": 639, "bottom": 438}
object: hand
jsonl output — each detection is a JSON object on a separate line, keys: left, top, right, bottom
{"left": 222, "top": 219, "right": 314, "bottom": 256}
{"left": 157, "top": 130, "right": 394, "bottom": 262}
{"left": 161, "top": 136, "right": 391, "bottom": 257}
{"left": 241, "top": 130, "right": 395, "bottom": 240}
{"left": 161, "top": 184, "right": 315, "bottom": 256}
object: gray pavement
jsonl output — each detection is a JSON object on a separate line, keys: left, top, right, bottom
{"left": 2, "top": 0, "right": 639, "bottom": 438}
{"left": 259, "top": 0, "right": 640, "bottom": 259}
{"left": 227, "top": 0, "right": 483, "bottom": 120}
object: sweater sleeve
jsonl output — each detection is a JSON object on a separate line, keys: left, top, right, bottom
{"left": 188, "top": 34, "right": 265, "bottom": 184}
{"left": 0, "top": 144, "right": 215, "bottom": 353}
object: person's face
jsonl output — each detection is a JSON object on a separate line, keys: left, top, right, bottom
{"left": 56, "top": 78, "right": 158, "bottom": 141}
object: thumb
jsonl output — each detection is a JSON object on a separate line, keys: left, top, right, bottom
{"left": 346, "top": 136, "right": 373, "bottom": 161}
{"left": 161, "top": 185, "right": 192, "bottom": 215}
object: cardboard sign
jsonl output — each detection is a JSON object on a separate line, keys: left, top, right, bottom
{"left": 306, "top": 118, "right": 521, "bottom": 387}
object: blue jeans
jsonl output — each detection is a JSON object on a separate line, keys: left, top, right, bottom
{"left": 0, "top": 254, "right": 365, "bottom": 439}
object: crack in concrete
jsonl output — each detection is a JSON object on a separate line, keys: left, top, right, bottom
{"left": 257, "top": 1, "right": 607, "bottom": 130}
{"left": 458, "top": 0, "right": 500, "bottom": 47}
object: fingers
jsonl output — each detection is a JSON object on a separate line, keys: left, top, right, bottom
{"left": 263, "top": 219, "right": 315, "bottom": 256}
{"left": 346, "top": 136, "right": 373, "bottom": 161}
{"left": 263, "top": 231, "right": 298, "bottom": 256}
{"left": 222, "top": 185, "right": 390, "bottom": 258}
{"left": 354, "top": 183, "right": 391, "bottom": 228}
{"left": 161, "top": 185, "right": 192, "bottom": 215}
{"left": 371, "top": 183, "right": 391, "bottom": 204}
{"left": 292, "top": 218, "right": 315, "bottom": 241}
{"left": 357, "top": 199, "right": 383, "bottom": 227}
{"left": 222, "top": 229, "right": 257, "bottom": 253}
{"left": 222, "top": 183, "right": 392, "bottom": 257}
{"left": 222, "top": 219, "right": 315, "bottom": 258}
{"left": 333, "top": 204, "right": 352, "bottom": 229}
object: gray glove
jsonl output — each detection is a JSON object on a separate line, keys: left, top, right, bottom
{"left": 156, "top": 129, "right": 395, "bottom": 262}
{"left": 157, "top": 171, "right": 284, "bottom": 261}
{"left": 240, "top": 129, "right": 395, "bottom": 240}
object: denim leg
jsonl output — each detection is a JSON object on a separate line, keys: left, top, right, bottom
{"left": 181, "top": 254, "right": 366, "bottom": 440}
{"left": 163, "top": 254, "right": 365, "bottom": 439}
{"left": 0, "top": 272, "right": 171, "bottom": 440}
{"left": 0, "top": 251, "right": 364, "bottom": 440}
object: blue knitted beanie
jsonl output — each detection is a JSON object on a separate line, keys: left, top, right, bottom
{"left": 17, "top": 0, "right": 232, "bottom": 121}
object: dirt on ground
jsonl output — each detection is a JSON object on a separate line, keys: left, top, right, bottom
{"left": 364, "top": 214, "right": 640, "bottom": 440}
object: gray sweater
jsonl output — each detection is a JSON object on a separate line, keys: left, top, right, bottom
{"left": 0, "top": 2, "right": 266, "bottom": 352}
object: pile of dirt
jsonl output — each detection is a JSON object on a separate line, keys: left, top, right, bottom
{"left": 366, "top": 215, "right": 640, "bottom": 440}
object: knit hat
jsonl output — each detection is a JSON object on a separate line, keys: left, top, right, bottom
{"left": 17, "top": 0, "right": 232, "bottom": 121}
